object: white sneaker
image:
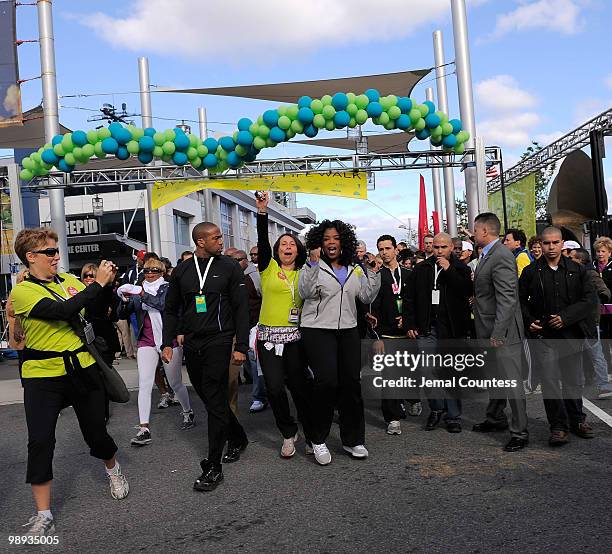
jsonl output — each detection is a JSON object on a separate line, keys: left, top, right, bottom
{"left": 107, "top": 465, "right": 129, "bottom": 500}
{"left": 312, "top": 443, "right": 332, "bottom": 465}
{"left": 157, "top": 393, "right": 171, "bottom": 409}
{"left": 343, "top": 444, "right": 369, "bottom": 458}
{"left": 22, "top": 514, "right": 55, "bottom": 536}
{"left": 281, "top": 433, "right": 298, "bottom": 458}
{"left": 386, "top": 421, "right": 401, "bottom": 435}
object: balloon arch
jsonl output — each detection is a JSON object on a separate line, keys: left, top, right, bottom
{"left": 19, "top": 88, "right": 469, "bottom": 181}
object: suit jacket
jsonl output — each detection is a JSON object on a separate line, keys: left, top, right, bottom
{"left": 473, "top": 240, "right": 524, "bottom": 345}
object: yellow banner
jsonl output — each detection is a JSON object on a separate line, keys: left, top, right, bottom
{"left": 152, "top": 172, "right": 367, "bottom": 209}
{"left": 488, "top": 173, "right": 536, "bottom": 239}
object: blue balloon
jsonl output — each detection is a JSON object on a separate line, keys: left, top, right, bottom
{"left": 41, "top": 149, "right": 59, "bottom": 165}
{"left": 173, "top": 127, "right": 185, "bottom": 135}
{"left": 108, "top": 122, "right": 123, "bottom": 135}
{"left": 116, "top": 146, "right": 130, "bottom": 160}
{"left": 298, "top": 96, "right": 313, "bottom": 109}
{"left": 415, "top": 128, "right": 431, "bottom": 140}
{"left": 449, "top": 119, "right": 462, "bottom": 134}
{"left": 238, "top": 118, "right": 252, "bottom": 131}
{"left": 138, "top": 136, "right": 155, "bottom": 152}
{"left": 395, "top": 114, "right": 411, "bottom": 130}
{"left": 72, "top": 130, "right": 88, "bottom": 146}
{"left": 174, "top": 133, "right": 190, "bottom": 151}
{"left": 203, "top": 153, "right": 218, "bottom": 168}
{"left": 332, "top": 92, "right": 348, "bottom": 110}
{"left": 219, "top": 136, "right": 235, "bottom": 152}
{"left": 114, "top": 127, "right": 132, "bottom": 145}
{"left": 297, "top": 107, "right": 314, "bottom": 124}
{"left": 397, "top": 97, "right": 412, "bottom": 113}
{"left": 138, "top": 152, "right": 153, "bottom": 164}
{"left": 144, "top": 127, "right": 156, "bottom": 137}
{"left": 57, "top": 159, "right": 74, "bottom": 172}
{"left": 334, "top": 110, "right": 350, "bottom": 128}
{"left": 366, "top": 101, "right": 383, "bottom": 117}
{"left": 423, "top": 100, "right": 436, "bottom": 114}
{"left": 442, "top": 134, "right": 457, "bottom": 147}
{"left": 269, "top": 126, "right": 286, "bottom": 143}
{"left": 173, "top": 151, "right": 188, "bottom": 165}
{"left": 365, "top": 88, "right": 380, "bottom": 102}
{"left": 425, "top": 113, "right": 441, "bottom": 128}
{"left": 101, "top": 137, "right": 119, "bottom": 154}
{"left": 263, "top": 109, "right": 279, "bottom": 127}
{"left": 52, "top": 135, "right": 63, "bottom": 146}
{"left": 304, "top": 124, "right": 318, "bottom": 138}
{"left": 244, "top": 152, "right": 257, "bottom": 163}
{"left": 203, "top": 137, "right": 218, "bottom": 152}
{"left": 227, "top": 151, "right": 242, "bottom": 167}
{"left": 237, "top": 130, "right": 253, "bottom": 146}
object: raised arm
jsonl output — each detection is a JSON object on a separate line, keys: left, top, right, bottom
{"left": 256, "top": 191, "right": 273, "bottom": 272}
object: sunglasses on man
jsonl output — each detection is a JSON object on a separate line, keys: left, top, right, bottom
{"left": 30, "top": 248, "right": 60, "bottom": 257}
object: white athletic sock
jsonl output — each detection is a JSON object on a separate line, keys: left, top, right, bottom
{"left": 105, "top": 462, "right": 120, "bottom": 476}
{"left": 38, "top": 509, "right": 53, "bottom": 520}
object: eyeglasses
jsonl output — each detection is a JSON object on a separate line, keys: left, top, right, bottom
{"left": 143, "top": 268, "right": 162, "bottom": 274}
{"left": 30, "top": 248, "right": 60, "bottom": 257}
{"left": 233, "top": 256, "right": 247, "bottom": 261}
{"left": 82, "top": 273, "right": 95, "bottom": 279}
{"left": 250, "top": 253, "right": 258, "bottom": 258}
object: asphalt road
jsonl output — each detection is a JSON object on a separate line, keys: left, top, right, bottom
{"left": 1, "top": 381, "right": 611, "bottom": 553}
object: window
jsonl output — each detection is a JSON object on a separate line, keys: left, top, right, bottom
{"left": 239, "top": 209, "right": 250, "bottom": 251}
{"left": 173, "top": 213, "right": 191, "bottom": 247}
{"left": 220, "top": 200, "right": 234, "bottom": 248}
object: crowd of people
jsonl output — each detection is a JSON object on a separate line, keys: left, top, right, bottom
{"left": 9, "top": 194, "right": 612, "bottom": 535}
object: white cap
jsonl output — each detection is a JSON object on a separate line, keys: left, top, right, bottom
{"left": 563, "top": 240, "right": 581, "bottom": 250}
{"left": 462, "top": 241, "right": 474, "bottom": 252}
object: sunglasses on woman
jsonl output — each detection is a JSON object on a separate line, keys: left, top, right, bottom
{"left": 143, "top": 268, "right": 162, "bottom": 274}
{"left": 30, "top": 248, "right": 60, "bottom": 257}
{"left": 82, "top": 273, "right": 95, "bottom": 279}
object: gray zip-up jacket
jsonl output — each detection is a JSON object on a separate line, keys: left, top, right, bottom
{"left": 298, "top": 259, "right": 381, "bottom": 329}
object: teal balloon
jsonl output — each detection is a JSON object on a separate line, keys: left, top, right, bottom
{"left": 204, "top": 138, "right": 218, "bottom": 152}
{"left": 366, "top": 102, "right": 383, "bottom": 117}
{"left": 219, "top": 136, "right": 235, "bottom": 152}
{"left": 173, "top": 151, "right": 188, "bottom": 165}
{"left": 72, "top": 130, "right": 88, "bottom": 146}
{"left": 449, "top": 119, "right": 462, "bottom": 133}
{"left": 174, "top": 133, "right": 190, "bottom": 151}
{"left": 237, "top": 130, "right": 253, "bottom": 146}
{"left": 138, "top": 152, "right": 153, "bottom": 164}
{"left": 423, "top": 101, "right": 436, "bottom": 114}
{"left": 442, "top": 134, "right": 457, "bottom": 147}
{"left": 397, "top": 97, "right": 412, "bottom": 113}
{"left": 227, "top": 151, "right": 242, "bottom": 167}
{"left": 51, "top": 135, "right": 63, "bottom": 146}
{"left": 203, "top": 154, "right": 218, "bottom": 168}
{"left": 365, "top": 88, "right": 380, "bottom": 102}
{"left": 263, "top": 110, "right": 279, "bottom": 127}
{"left": 297, "top": 107, "right": 314, "bottom": 124}
{"left": 116, "top": 146, "right": 129, "bottom": 160}
{"left": 395, "top": 114, "right": 411, "bottom": 130}
{"left": 238, "top": 118, "right": 252, "bottom": 131}
{"left": 139, "top": 136, "right": 155, "bottom": 152}
{"left": 41, "top": 149, "right": 59, "bottom": 165}
{"left": 269, "top": 127, "right": 286, "bottom": 143}
{"left": 331, "top": 92, "right": 349, "bottom": 110}
{"left": 144, "top": 127, "right": 156, "bottom": 137}
{"left": 333, "top": 111, "right": 350, "bottom": 128}
{"left": 425, "top": 113, "right": 441, "bottom": 128}
{"left": 101, "top": 137, "right": 119, "bottom": 154}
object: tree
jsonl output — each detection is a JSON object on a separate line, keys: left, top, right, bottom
{"left": 521, "top": 141, "right": 556, "bottom": 219}
{"left": 455, "top": 197, "right": 469, "bottom": 233}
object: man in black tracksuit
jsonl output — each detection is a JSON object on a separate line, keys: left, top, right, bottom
{"left": 519, "top": 226, "right": 597, "bottom": 446}
{"left": 162, "top": 222, "right": 249, "bottom": 491}
{"left": 403, "top": 233, "right": 473, "bottom": 433}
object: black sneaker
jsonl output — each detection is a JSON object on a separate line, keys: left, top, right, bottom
{"left": 130, "top": 427, "right": 152, "bottom": 446}
{"left": 425, "top": 411, "right": 443, "bottom": 431}
{"left": 222, "top": 440, "right": 248, "bottom": 463}
{"left": 181, "top": 410, "right": 195, "bottom": 430}
{"left": 194, "top": 460, "right": 223, "bottom": 492}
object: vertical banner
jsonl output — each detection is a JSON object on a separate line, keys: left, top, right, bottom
{"left": 488, "top": 173, "right": 536, "bottom": 238}
{"left": 0, "top": 0, "right": 22, "bottom": 128}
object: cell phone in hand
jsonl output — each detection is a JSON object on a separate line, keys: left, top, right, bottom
{"left": 255, "top": 191, "right": 265, "bottom": 201}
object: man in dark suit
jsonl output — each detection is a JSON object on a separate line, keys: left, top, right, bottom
{"left": 472, "top": 213, "right": 529, "bottom": 452}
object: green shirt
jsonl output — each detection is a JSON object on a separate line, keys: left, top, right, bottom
{"left": 259, "top": 259, "right": 302, "bottom": 327}
{"left": 11, "top": 273, "right": 96, "bottom": 378}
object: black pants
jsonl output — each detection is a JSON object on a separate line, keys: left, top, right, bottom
{"left": 301, "top": 327, "right": 365, "bottom": 446}
{"left": 184, "top": 337, "right": 247, "bottom": 469}
{"left": 381, "top": 399, "right": 406, "bottom": 423}
{"left": 23, "top": 366, "right": 118, "bottom": 484}
{"left": 257, "top": 340, "right": 314, "bottom": 440}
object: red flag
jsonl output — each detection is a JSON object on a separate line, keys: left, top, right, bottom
{"left": 432, "top": 211, "right": 440, "bottom": 234}
{"left": 418, "top": 174, "right": 429, "bottom": 251}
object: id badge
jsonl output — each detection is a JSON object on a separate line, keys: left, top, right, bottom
{"left": 391, "top": 283, "right": 400, "bottom": 295}
{"left": 431, "top": 290, "right": 440, "bottom": 305}
{"left": 195, "top": 295, "right": 207, "bottom": 313}
{"left": 288, "top": 307, "right": 300, "bottom": 323}
{"left": 83, "top": 322, "right": 96, "bottom": 345}
{"left": 396, "top": 298, "right": 403, "bottom": 313}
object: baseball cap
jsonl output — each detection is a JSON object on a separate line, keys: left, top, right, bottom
{"left": 563, "top": 240, "right": 581, "bottom": 250}
{"left": 136, "top": 249, "right": 146, "bottom": 260}
{"left": 462, "top": 241, "right": 474, "bottom": 252}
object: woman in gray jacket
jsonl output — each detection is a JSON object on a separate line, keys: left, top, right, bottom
{"left": 299, "top": 220, "right": 380, "bottom": 465}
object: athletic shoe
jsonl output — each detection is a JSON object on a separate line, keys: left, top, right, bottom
{"left": 194, "top": 461, "right": 224, "bottom": 492}
{"left": 107, "top": 466, "right": 129, "bottom": 500}
{"left": 281, "top": 433, "right": 298, "bottom": 458}
{"left": 22, "top": 514, "right": 55, "bottom": 536}
{"left": 312, "top": 443, "right": 332, "bottom": 465}
{"left": 305, "top": 442, "right": 314, "bottom": 455}
{"left": 157, "top": 393, "right": 171, "bottom": 409}
{"left": 181, "top": 410, "right": 195, "bottom": 430}
{"left": 597, "top": 387, "right": 612, "bottom": 399}
{"left": 386, "top": 421, "right": 401, "bottom": 435}
{"left": 407, "top": 402, "right": 422, "bottom": 416}
{"left": 343, "top": 445, "right": 369, "bottom": 459}
{"left": 168, "top": 393, "right": 181, "bottom": 406}
{"left": 249, "top": 400, "right": 267, "bottom": 413}
{"left": 130, "top": 427, "right": 152, "bottom": 446}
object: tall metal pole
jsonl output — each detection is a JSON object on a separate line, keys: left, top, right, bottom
{"left": 37, "top": 0, "right": 68, "bottom": 271}
{"left": 138, "top": 57, "right": 162, "bottom": 253}
{"left": 451, "top": 0, "right": 479, "bottom": 226}
{"left": 425, "top": 87, "right": 443, "bottom": 229}
{"left": 198, "top": 107, "right": 214, "bottom": 222}
{"left": 433, "top": 29, "right": 458, "bottom": 236}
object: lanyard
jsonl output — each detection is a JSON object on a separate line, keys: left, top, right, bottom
{"left": 390, "top": 267, "right": 401, "bottom": 294}
{"left": 280, "top": 268, "right": 298, "bottom": 306}
{"left": 433, "top": 265, "right": 443, "bottom": 290}
{"left": 194, "top": 256, "right": 214, "bottom": 295}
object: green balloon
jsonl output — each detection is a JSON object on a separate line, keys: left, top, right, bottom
{"left": 253, "top": 136, "right": 266, "bottom": 150}
{"left": 384, "top": 120, "right": 396, "bottom": 130}
{"left": 388, "top": 106, "right": 401, "bottom": 120}
{"left": 290, "top": 120, "right": 304, "bottom": 134}
{"left": 72, "top": 147, "right": 83, "bottom": 161}
{"left": 197, "top": 145, "right": 208, "bottom": 157}
{"left": 346, "top": 92, "right": 356, "bottom": 104}
{"left": 348, "top": 117, "right": 357, "bottom": 128}
{"left": 355, "top": 94, "right": 369, "bottom": 109}
{"left": 82, "top": 144, "right": 95, "bottom": 158}
{"left": 53, "top": 144, "right": 65, "bottom": 157}
{"left": 346, "top": 103, "right": 358, "bottom": 117}
{"left": 42, "top": 162, "right": 53, "bottom": 170}
{"left": 431, "top": 126, "right": 443, "bottom": 138}
{"left": 286, "top": 105, "right": 299, "bottom": 120}
{"left": 22, "top": 157, "right": 34, "bottom": 170}
{"left": 218, "top": 160, "right": 229, "bottom": 171}
{"left": 453, "top": 143, "right": 465, "bottom": 154}
{"left": 187, "top": 146, "right": 198, "bottom": 160}
{"left": 277, "top": 106, "right": 287, "bottom": 117}
{"left": 372, "top": 116, "right": 380, "bottom": 125}
{"left": 94, "top": 142, "right": 106, "bottom": 158}
{"left": 61, "top": 134, "right": 74, "bottom": 153}
{"left": 286, "top": 128, "right": 296, "bottom": 139}
{"left": 132, "top": 127, "right": 145, "bottom": 140}
{"left": 189, "top": 134, "right": 199, "bottom": 147}
{"left": 387, "top": 94, "right": 398, "bottom": 107}
{"left": 257, "top": 115, "right": 264, "bottom": 125}
{"left": 191, "top": 157, "right": 203, "bottom": 168}
{"left": 20, "top": 168, "right": 33, "bottom": 181}
{"left": 409, "top": 109, "right": 421, "bottom": 124}
{"left": 87, "top": 130, "right": 99, "bottom": 144}
{"left": 161, "top": 154, "right": 172, "bottom": 163}
{"left": 64, "top": 152, "right": 76, "bottom": 166}
{"left": 456, "top": 130, "right": 469, "bottom": 143}
{"left": 258, "top": 125, "right": 270, "bottom": 139}
{"left": 266, "top": 138, "right": 277, "bottom": 147}
{"left": 415, "top": 118, "right": 426, "bottom": 131}
{"left": 417, "top": 104, "right": 429, "bottom": 117}
{"left": 235, "top": 144, "right": 248, "bottom": 156}
{"left": 380, "top": 96, "right": 391, "bottom": 111}
{"left": 153, "top": 132, "right": 165, "bottom": 146}
{"left": 278, "top": 115, "right": 291, "bottom": 130}
{"left": 378, "top": 112, "right": 390, "bottom": 125}
{"left": 39, "top": 168, "right": 49, "bottom": 176}
{"left": 153, "top": 146, "right": 164, "bottom": 157}
{"left": 43, "top": 142, "right": 52, "bottom": 150}
{"left": 441, "top": 123, "right": 453, "bottom": 136}
{"left": 162, "top": 141, "right": 176, "bottom": 155}
{"left": 310, "top": 99, "right": 323, "bottom": 114}
{"left": 249, "top": 123, "right": 259, "bottom": 136}
{"left": 436, "top": 111, "right": 448, "bottom": 124}
{"left": 355, "top": 109, "right": 368, "bottom": 124}
{"left": 313, "top": 114, "right": 326, "bottom": 128}
{"left": 127, "top": 140, "right": 140, "bottom": 154}
{"left": 219, "top": 149, "right": 228, "bottom": 160}
{"left": 97, "top": 128, "right": 111, "bottom": 140}
{"left": 321, "top": 94, "right": 332, "bottom": 106}
{"left": 31, "top": 152, "right": 42, "bottom": 164}
{"left": 322, "top": 105, "right": 336, "bottom": 120}
{"left": 325, "top": 119, "right": 335, "bottom": 131}
{"left": 164, "top": 129, "right": 176, "bottom": 141}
